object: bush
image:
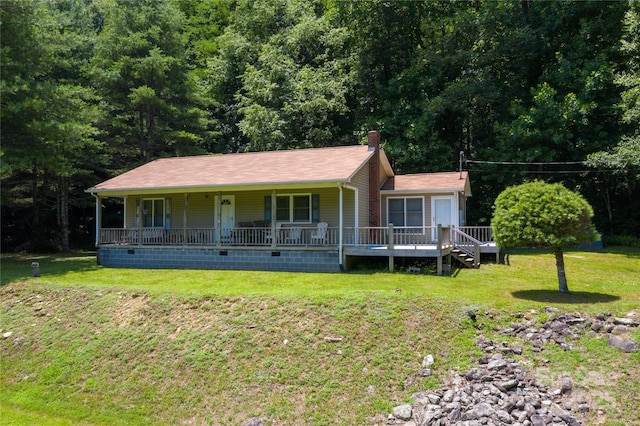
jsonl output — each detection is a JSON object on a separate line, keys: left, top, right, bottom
{"left": 603, "top": 234, "right": 640, "bottom": 248}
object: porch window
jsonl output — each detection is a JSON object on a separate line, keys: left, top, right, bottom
{"left": 387, "top": 197, "right": 424, "bottom": 228}
{"left": 265, "top": 194, "right": 320, "bottom": 223}
{"left": 143, "top": 199, "right": 164, "bottom": 227}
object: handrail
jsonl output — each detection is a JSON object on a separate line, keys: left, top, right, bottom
{"left": 451, "top": 227, "right": 482, "bottom": 268}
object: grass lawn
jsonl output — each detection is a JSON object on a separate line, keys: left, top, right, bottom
{"left": 1, "top": 248, "right": 639, "bottom": 425}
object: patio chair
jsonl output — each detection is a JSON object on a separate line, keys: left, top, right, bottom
{"left": 284, "top": 227, "right": 302, "bottom": 245}
{"left": 310, "top": 222, "right": 328, "bottom": 244}
{"left": 265, "top": 222, "right": 282, "bottom": 244}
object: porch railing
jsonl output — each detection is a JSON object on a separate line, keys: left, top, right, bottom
{"left": 99, "top": 225, "right": 494, "bottom": 248}
{"left": 100, "top": 226, "right": 341, "bottom": 247}
{"left": 456, "top": 226, "right": 494, "bottom": 244}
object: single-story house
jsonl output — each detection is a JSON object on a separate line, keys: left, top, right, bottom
{"left": 87, "top": 131, "right": 497, "bottom": 274}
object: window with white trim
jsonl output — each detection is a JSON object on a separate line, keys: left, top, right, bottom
{"left": 143, "top": 198, "right": 165, "bottom": 227}
{"left": 266, "top": 194, "right": 320, "bottom": 223}
{"left": 387, "top": 197, "right": 424, "bottom": 228}
{"left": 277, "top": 194, "right": 311, "bottom": 222}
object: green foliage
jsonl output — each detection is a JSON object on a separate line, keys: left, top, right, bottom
{"left": 604, "top": 234, "right": 640, "bottom": 248}
{"left": 91, "top": 0, "right": 211, "bottom": 163}
{"left": 492, "top": 181, "right": 597, "bottom": 249}
{"left": 206, "top": 0, "right": 355, "bottom": 152}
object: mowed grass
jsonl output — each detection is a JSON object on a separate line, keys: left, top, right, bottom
{"left": 1, "top": 248, "right": 639, "bottom": 425}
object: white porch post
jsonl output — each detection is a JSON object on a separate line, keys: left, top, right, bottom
{"left": 271, "top": 190, "right": 277, "bottom": 248}
{"left": 339, "top": 185, "right": 343, "bottom": 267}
{"left": 216, "top": 191, "right": 222, "bottom": 247}
{"left": 138, "top": 195, "right": 143, "bottom": 245}
{"left": 93, "top": 194, "right": 101, "bottom": 246}
{"left": 183, "top": 193, "right": 188, "bottom": 245}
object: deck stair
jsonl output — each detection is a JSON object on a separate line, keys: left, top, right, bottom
{"left": 451, "top": 228, "right": 482, "bottom": 268}
{"left": 452, "top": 248, "right": 476, "bottom": 268}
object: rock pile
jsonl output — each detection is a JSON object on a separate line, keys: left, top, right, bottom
{"left": 495, "top": 309, "right": 640, "bottom": 353}
{"left": 389, "top": 351, "right": 583, "bottom": 426}
{"left": 384, "top": 309, "right": 639, "bottom": 426}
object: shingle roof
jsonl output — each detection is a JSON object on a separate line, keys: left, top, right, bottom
{"left": 382, "top": 171, "right": 470, "bottom": 193}
{"left": 88, "top": 145, "right": 374, "bottom": 193}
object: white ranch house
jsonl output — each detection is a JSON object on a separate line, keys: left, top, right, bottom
{"left": 87, "top": 131, "right": 498, "bottom": 274}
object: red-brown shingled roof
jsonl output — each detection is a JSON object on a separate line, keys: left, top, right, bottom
{"left": 88, "top": 145, "right": 374, "bottom": 193}
{"left": 382, "top": 171, "right": 469, "bottom": 192}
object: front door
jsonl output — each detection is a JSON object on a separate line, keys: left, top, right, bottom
{"left": 431, "top": 196, "right": 454, "bottom": 240}
{"left": 214, "top": 195, "right": 235, "bottom": 241}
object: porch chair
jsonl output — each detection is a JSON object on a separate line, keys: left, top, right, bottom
{"left": 310, "top": 222, "right": 328, "bottom": 245}
{"left": 284, "top": 227, "right": 302, "bottom": 245}
{"left": 264, "top": 222, "right": 282, "bottom": 244}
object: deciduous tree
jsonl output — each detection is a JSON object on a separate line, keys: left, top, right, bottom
{"left": 491, "top": 181, "right": 597, "bottom": 293}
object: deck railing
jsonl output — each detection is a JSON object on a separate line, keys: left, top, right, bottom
{"left": 456, "top": 226, "right": 494, "bottom": 244}
{"left": 99, "top": 225, "right": 493, "bottom": 248}
{"left": 100, "top": 226, "right": 341, "bottom": 247}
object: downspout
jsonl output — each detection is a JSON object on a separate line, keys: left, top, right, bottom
{"left": 339, "top": 184, "right": 343, "bottom": 269}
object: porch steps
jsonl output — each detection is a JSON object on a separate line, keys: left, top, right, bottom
{"left": 452, "top": 249, "right": 475, "bottom": 268}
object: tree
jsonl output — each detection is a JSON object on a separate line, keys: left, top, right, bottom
{"left": 491, "top": 181, "right": 597, "bottom": 293}
{"left": 586, "top": 0, "right": 640, "bottom": 236}
{"left": 91, "top": 0, "right": 210, "bottom": 166}
{"left": 1, "top": 0, "right": 102, "bottom": 252}
{"left": 206, "top": 0, "right": 355, "bottom": 153}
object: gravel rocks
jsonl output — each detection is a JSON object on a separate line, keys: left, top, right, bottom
{"left": 383, "top": 309, "right": 639, "bottom": 426}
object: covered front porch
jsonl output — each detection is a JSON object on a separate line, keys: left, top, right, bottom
{"left": 96, "top": 224, "right": 498, "bottom": 274}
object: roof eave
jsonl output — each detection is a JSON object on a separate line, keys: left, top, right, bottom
{"left": 86, "top": 179, "right": 348, "bottom": 196}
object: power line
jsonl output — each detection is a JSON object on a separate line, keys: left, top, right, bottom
{"left": 465, "top": 160, "right": 586, "bottom": 166}
{"left": 465, "top": 169, "right": 639, "bottom": 174}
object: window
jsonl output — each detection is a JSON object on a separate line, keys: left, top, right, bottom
{"left": 143, "top": 199, "right": 164, "bottom": 227}
{"left": 265, "top": 194, "right": 320, "bottom": 223}
{"left": 387, "top": 197, "right": 424, "bottom": 228}
{"left": 276, "top": 196, "right": 290, "bottom": 221}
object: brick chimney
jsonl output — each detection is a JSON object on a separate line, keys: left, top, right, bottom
{"left": 368, "top": 130, "right": 381, "bottom": 227}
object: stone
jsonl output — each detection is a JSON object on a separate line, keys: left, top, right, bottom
{"left": 442, "top": 389, "right": 454, "bottom": 403}
{"left": 427, "top": 394, "right": 441, "bottom": 404}
{"left": 530, "top": 415, "right": 546, "bottom": 426}
{"left": 496, "top": 409, "right": 512, "bottom": 424}
{"left": 393, "top": 404, "right": 413, "bottom": 421}
{"left": 422, "top": 354, "right": 435, "bottom": 368}
{"left": 608, "top": 335, "right": 640, "bottom": 352}
{"left": 613, "top": 317, "right": 639, "bottom": 327}
{"left": 474, "top": 402, "right": 494, "bottom": 417}
{"left": 241, "top": 418, "right": 262, "bottom": 426}
{"left": 449, "top": 403, "right": 462, "bottom": 421}
{"left": 611, "top": 325, "right": 634, "bottom": 335}
{"left": 462, "top": 409, "right": 479, "bottom": 421}
{"left": 560, "top": 375, "right": 572, "bottom": 394}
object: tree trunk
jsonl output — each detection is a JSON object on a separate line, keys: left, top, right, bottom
{"left": 57, "top": 176, "right": 70, "bottom": 253}
{"left": 555, "top": 246, "right": 569, "bottom": 293}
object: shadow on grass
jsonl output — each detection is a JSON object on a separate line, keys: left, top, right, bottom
{"left": 512, "top": 289, "right": 620, "bottom": 304}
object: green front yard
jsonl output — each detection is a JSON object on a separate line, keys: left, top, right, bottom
{"left": 1, "top": 248, "right": 639, "bottom": 425}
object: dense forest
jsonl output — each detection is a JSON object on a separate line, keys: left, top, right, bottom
{"left": 2, "top": 0, "right": 639, "bottom": 252}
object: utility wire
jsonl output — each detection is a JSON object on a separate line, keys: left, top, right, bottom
{"left": 465, "top": 160, "right": 586, "bottom": 165}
